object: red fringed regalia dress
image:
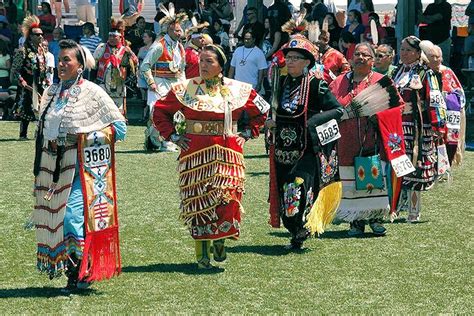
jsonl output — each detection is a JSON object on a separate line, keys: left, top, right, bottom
{"left": 153, "top": 76, "right": 269, "bottom": 240}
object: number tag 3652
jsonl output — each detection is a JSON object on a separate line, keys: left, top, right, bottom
{"left": 84, "top": 144, "right": 111, "bottom": 167}
{"left": 316, "top": 119, "right": 341, "bottom": 146}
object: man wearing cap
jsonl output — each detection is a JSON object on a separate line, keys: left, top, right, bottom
{"left": 93, "top": 17, "right": 138, "bottom": 116}
{"left": 140, "top": 4, "right": 187, "bottom": 151}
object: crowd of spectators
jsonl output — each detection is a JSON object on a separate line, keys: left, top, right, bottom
{"left": 1, "top": 0, "right": 472, "bottom": 120}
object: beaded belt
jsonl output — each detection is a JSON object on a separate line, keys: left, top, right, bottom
{"left": 186, "top": 120, "right": 237, "bottom": 136}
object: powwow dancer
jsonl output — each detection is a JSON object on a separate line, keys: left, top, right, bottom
{"left": 392, "top": 36, "right": 446, "bottom": 222}
{"left": 140, "top": 2, "right": 187, "bottom": 152}
{"left": 33, "top": 39, "right": 126, "bottom": 292}
{"left": 153, "top": 44, "right": 269, "bottom": 269}
{"left": 425, "top": 43, "right": 466, "bottom": 167}
{"left": 185, "top": 17, "right": 209, "bottom": 79}
{"left": 266, "top": 12, "right": 344, "bottom": 249}
{"left": 93, "top": 16, "right": 138, "bottom": 117}
{"left": 12, "top": 15, "right": 48, "bottom": 140}
{"left": 329, "top": 43, "right": 405, "bottom": 236}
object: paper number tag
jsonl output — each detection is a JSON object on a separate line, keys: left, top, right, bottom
{"left": 429, "top": 90, "right": 446, "bottom": 108}
{"left": 84, "top": 144, "right": 111, "bottom": 167}
{"left": 391, "top": 154, "right": 416, "bottom": 178}
{"left": 316, "top": 119, "right": 341, "bottom": 145}
{"left": 446, "top": 110, "right": 461, "bottom": 129}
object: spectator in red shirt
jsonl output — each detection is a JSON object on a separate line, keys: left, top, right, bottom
{"left": 38, "top": 2, "right": 55, "bottom": 42}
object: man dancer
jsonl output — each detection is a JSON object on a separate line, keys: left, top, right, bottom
{"left": 93, "top": 17, "right": 138, "bottom": 117}
{"left": 140, "top": 3, "right": 187, "bottom": 151}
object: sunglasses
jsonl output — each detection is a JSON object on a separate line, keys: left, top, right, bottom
{"left": 375, "top": 53, "right": 388, "bottom": 59}
{"left": 32, "top": 33, "right": 43, "bottom": 37}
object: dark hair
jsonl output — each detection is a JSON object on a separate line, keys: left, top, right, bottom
{"left": 362, "top": 0, "right": 375, "bottom": 12}
{"left": 136, "top": 16, "right": 145, "bottom": 24}
{"left": 82, "top": 22, "right": 95, "bottom": 34}
{"left": 242, "top": 29, "right": 254, "bottom": 39}
{"left": 368, "top": 12, "right": 380, "bottom": 24}
{"left": 143, "top": 29, "right": 156, "bottom": 42}
{"left": 403, "top": 35, "right": 421, "bottom": 51}
{"left": 202, "top": 44, "right": 226, "bottom": 69}
{"left": 349, "top": 9, "right": 362, "bottom": 24}
{"left": 264, "top": 16, "right": 279, "bottom": 40}
{"left": 341, "top": 31, "right": 356, "bottom": 44}
{"left": 41, "top": 1, "right": 52, "bottom": 14}
{"left": 325, "top": 12, "right": 338, "bottom": 27}
{"left": 59, "top": 39, "right": 85, "bottom": 67}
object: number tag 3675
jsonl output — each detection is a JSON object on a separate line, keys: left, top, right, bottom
{"left": 84, "top": 144, "right": 111, "bottom": 167}
{"left": 316, "top": 119, "right": 341, "bottom": 146}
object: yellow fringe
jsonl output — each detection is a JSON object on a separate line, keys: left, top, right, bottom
{"left": 304, "top": 181, "right": 342, "bottom": 236}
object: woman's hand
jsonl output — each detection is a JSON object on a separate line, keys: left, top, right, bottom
{"left": 236, "top": 136, "right": 246, "bottom": 147}
{"left": 170, "top": 133, "right": 190, "bottom": 151}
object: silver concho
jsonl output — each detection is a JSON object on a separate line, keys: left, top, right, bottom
{"left": 69, "top": 85, "right": 81, "bottom": 97}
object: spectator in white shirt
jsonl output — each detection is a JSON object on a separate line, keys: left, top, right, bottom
{"left": 228, "top": 30, "right": 267, "bottom": 93}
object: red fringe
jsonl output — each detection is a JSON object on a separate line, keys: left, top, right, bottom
{"left": 268, "top": 145, "right": 280, "bottom": 228}
{"left": 79, "top": 226, "right": 121, "bottom": 282}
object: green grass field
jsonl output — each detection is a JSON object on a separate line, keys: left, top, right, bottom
{"left": 0, "top": 120, "right": 472, "bottom": 314}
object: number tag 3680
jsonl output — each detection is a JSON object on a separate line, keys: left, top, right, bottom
{"left": 84, "top": 144, "right": 111, "bottom": 167}
{"left": 316, "top": 119, "right": 341, "bottom": 146}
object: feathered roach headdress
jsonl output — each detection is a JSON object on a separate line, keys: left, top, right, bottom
{"left": 281, "top": 8, "right": 308, "bottom": 36}
{"left": 185, "top": 16, "right": 209, "bottom": 39}
{"left": 158, "top": 2, "right": 188, "bottom": 26}
{"left": 110, "top": 16, "right": 126, "bottom": 36}
{"left": 21, "top": 14, "right": 41, "bottom": 38}
{"left": 280, "top": 9, "right": 319, "bottom": 68}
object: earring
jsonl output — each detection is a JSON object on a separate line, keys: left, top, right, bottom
{"left": 77, "top": 68, "right": 83, "bottom": 75}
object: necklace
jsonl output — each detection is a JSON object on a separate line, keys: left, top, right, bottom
{"left": 348, "top": 71, "right": 373, "bottom": 98}
{"left": 239, "top": 46, "right": 254, "bottom": 66}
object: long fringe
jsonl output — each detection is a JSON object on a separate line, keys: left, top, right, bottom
{"left": 304, "top": 181, "right": 342, "bottom": 236}
{"left": 34, "top": 143, "right": 77, "bottom": 277}
{"left": 178, "top": 144, "right": 246, "bottom": 227}
{"left": 79, "top": 227, "right": 121, "bottom": 282}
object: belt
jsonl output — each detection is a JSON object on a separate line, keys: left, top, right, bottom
{"left": 151, "top": 69, "right": 181, "bottom": 78}
{"left": 186, "top": 120, "right": 238, "bottom": 136}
